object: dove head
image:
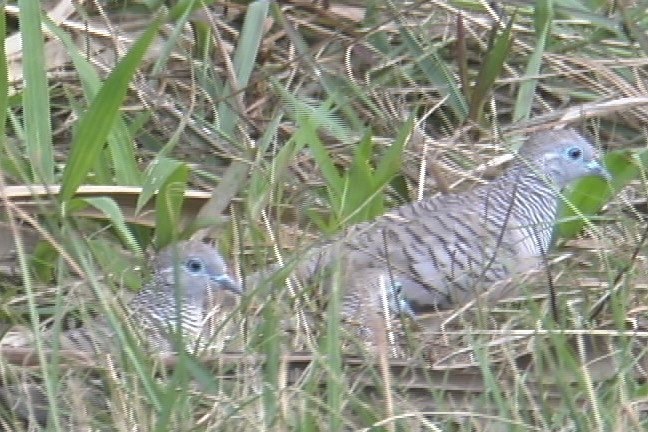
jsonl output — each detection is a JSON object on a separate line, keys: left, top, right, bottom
{"left": 516, "top": 129, "right": 610, "bottom": 188}
{"left": 154, "top": 240, "right": 241, "bottom": 300}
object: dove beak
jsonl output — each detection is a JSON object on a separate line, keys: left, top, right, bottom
{"left": 212, "top": 274, "right": 242, "bottom": 295}
{"left": 587, "top": 160, "right": 611, "bottom": 181}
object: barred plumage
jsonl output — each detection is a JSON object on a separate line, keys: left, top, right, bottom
{"left": 0, "top": 240, "right": 240, "bottom": 426}
{"left": 248, "top": 129, "right": 608, "bottom": 325}
{"left": 56, "top": 240, "right": 240, "bottom": 354}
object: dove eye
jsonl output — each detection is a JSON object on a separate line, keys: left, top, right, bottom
{"left": 185, "top": 258, "right": 205, "bottom": 274}
{"left": 566, "top": 146, "right": 582, "bottom": 160}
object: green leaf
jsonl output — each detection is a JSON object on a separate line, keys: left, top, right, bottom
{"left": 469, "top": 16, "right": 515, "bottom": 122}
{"left": 245, "top": 114, "right": 300, "bottom": 220}
{"left": 19, "top": 0, "right": 54, "bottom": 183}
{"left": 343, "top": 131, "right": 381, "bottom": 224}
{"left": 151, "top": 1, "right": 194, "bottom": 77}
{"left": 0, "top": 7, "right": 7, "bottom": 142}
{"left": 216, "top": 0, "right": 269, "bottom": 138}
{"left": 373, "top": 115, "right": 414, "bottom": 187}
{"left": 60, "top": 14, "right": 165, "bottom": 204}
{"left": 76, "top": 197, "right": 140, "bottom": 254}
{"left": 398, "top": 23, "right": 469, "bottom": 121}
{"left": 273, "top": 79, "right": 355, "bottom": 145}
{"left": 137, "top": 156, "right": 189, "bottom": 247}
{"left": 155, "top": 163, "right": 189, "bottom": 248}
{"left": 558, "top": 149, "right": 640, "bottom": 237}
{"left": 168, "top": 0, "right": 217, "bottom": 21}
{"left": 137, "top": 157, "right": 180, "bottom": 214}
{"left": 455, "top": 15, "right": 471, "bottom": 102}
{"left": 45, "top": 18, "right": 141, "bottom": 186}
{"left": 30, "top": 241, "right": 58, "bottom": 282}
{"left": 513, "top": 1, "right": 553, "bottom": 122}
{"left": 258, "top": 296, "right": 282, "bottom": 427}
{"left": 340, "top": 118, "right": 412, "bottom": 226}
{"left": 296, "top": 116, "right": 344, "bottom": 213}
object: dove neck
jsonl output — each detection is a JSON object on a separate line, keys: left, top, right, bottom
{"left": 168, "top": 286, "right": 205, "bottom": 312}
{"left": 156, "top": 290, "right": 204, "bottom": 332}
{"left": 489, "top": 164, "right": 563, "bottom": 253}
{"left": 502, "top": 162, "right": 564, "bottom": 202}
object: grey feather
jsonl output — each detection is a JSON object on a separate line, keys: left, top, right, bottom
{"left": 58, "top": 240, "right": 240, "bottom": 354}
{"left": 248, "top": 129, "right": 608, "bottom": 321}
{"left": 0, "top": 240, "right": 240, "bottom": 427}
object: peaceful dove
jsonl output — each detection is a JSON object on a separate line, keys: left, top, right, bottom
{"left": 0, "top": 240, "right": 240, "bottom": 427}
{"left": 247, "top": 129, "right": 609, "bottom": 328}
{"left": 57, "top": 239, "right": 241, "bottom": 354}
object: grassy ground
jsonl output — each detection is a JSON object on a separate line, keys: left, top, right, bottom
{"left": 1, "top": 0, "right": 648, "bottom": 430}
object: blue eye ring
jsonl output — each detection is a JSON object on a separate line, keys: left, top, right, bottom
{"left": 566, "top": 147, "right": 582, "bottom": 160}
{"left": 185, "top": 257, "right": 204, "bottom": 273}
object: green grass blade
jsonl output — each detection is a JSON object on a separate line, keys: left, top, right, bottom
{"left": 168, "top": 0, "right": 216, "bottom": 21}
{"left": 17, "top": 231, "right": 61, "bottom": 431}
{"left": 216, "top": 0, "right": 269, "bottom": 137}
{"left": 77, "top": 197, "right": 140, "bottom": 252}
{"left": 455, "top": 14, "right": 471, "bottom": 102}
{"left": 513, "top": 1, "right": 553, "bottom": 122}
{"left": 337, "top": 117, "right": 412, "bottom": 226}
{"left": 259, "top": 297, "right": 282, "bottom": 428}
{"left": 18, "top": 0, "right": 54, "bottom": 183}
{"left": 136, "top": 156, "right": 185, "bottom": 212}
{"left": 296, "top": 117, "right": 343, "bottom": 216}
{"left": 60, "top": 14, "right": 165, "bottom": 204}
{"left": 0, "top": 1, "right": 7, "bottom": 142}
{"left": 274, "top": 79, "right": 355, "bottom": 144}
{"left": 151, "top": 2, "right": 193, "bottom": 77}
{"left": 244, "top": 114, "right": 298, "bottom": 220}
{"left": 469, "top": 16, "right": 515, "bottom": 123}
{"left": 155, "top": 162, "right": 189, "bottom": 248}
{"left": 343, "top": 130, "right": 382, "bottom": 223}
{"left": 372, "top": 115, "right": 413, "bottom": 187}
{"left": 129, "top": 154, "right": 189, "bottom": 248}
{"left": 363, "top": 0, "right": 393, "bottom": 54}
{"left": 395, "top": 16, "right": 468, "bottom": 121}
{"left": 328, "top": 117, "right": 412, "bottom": 227}
{"left": 231, "top": 1, "right": 269, "bottom": 94}
{"left": 559, "top": 149, "right": 642, "bottom": 237}
{"left": 45, "top": 18, "right": 141, "bottom": 186}
{"left": 323, "top": 262, "right": 344, "bottom": 431}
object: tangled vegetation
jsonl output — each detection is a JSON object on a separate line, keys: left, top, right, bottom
{"left": 0, "top": 1, "right": 648, "bottom": 430}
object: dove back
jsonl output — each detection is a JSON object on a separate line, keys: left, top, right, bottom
{"left": 254, "top": 129, "right": 607, "bottom": 314}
